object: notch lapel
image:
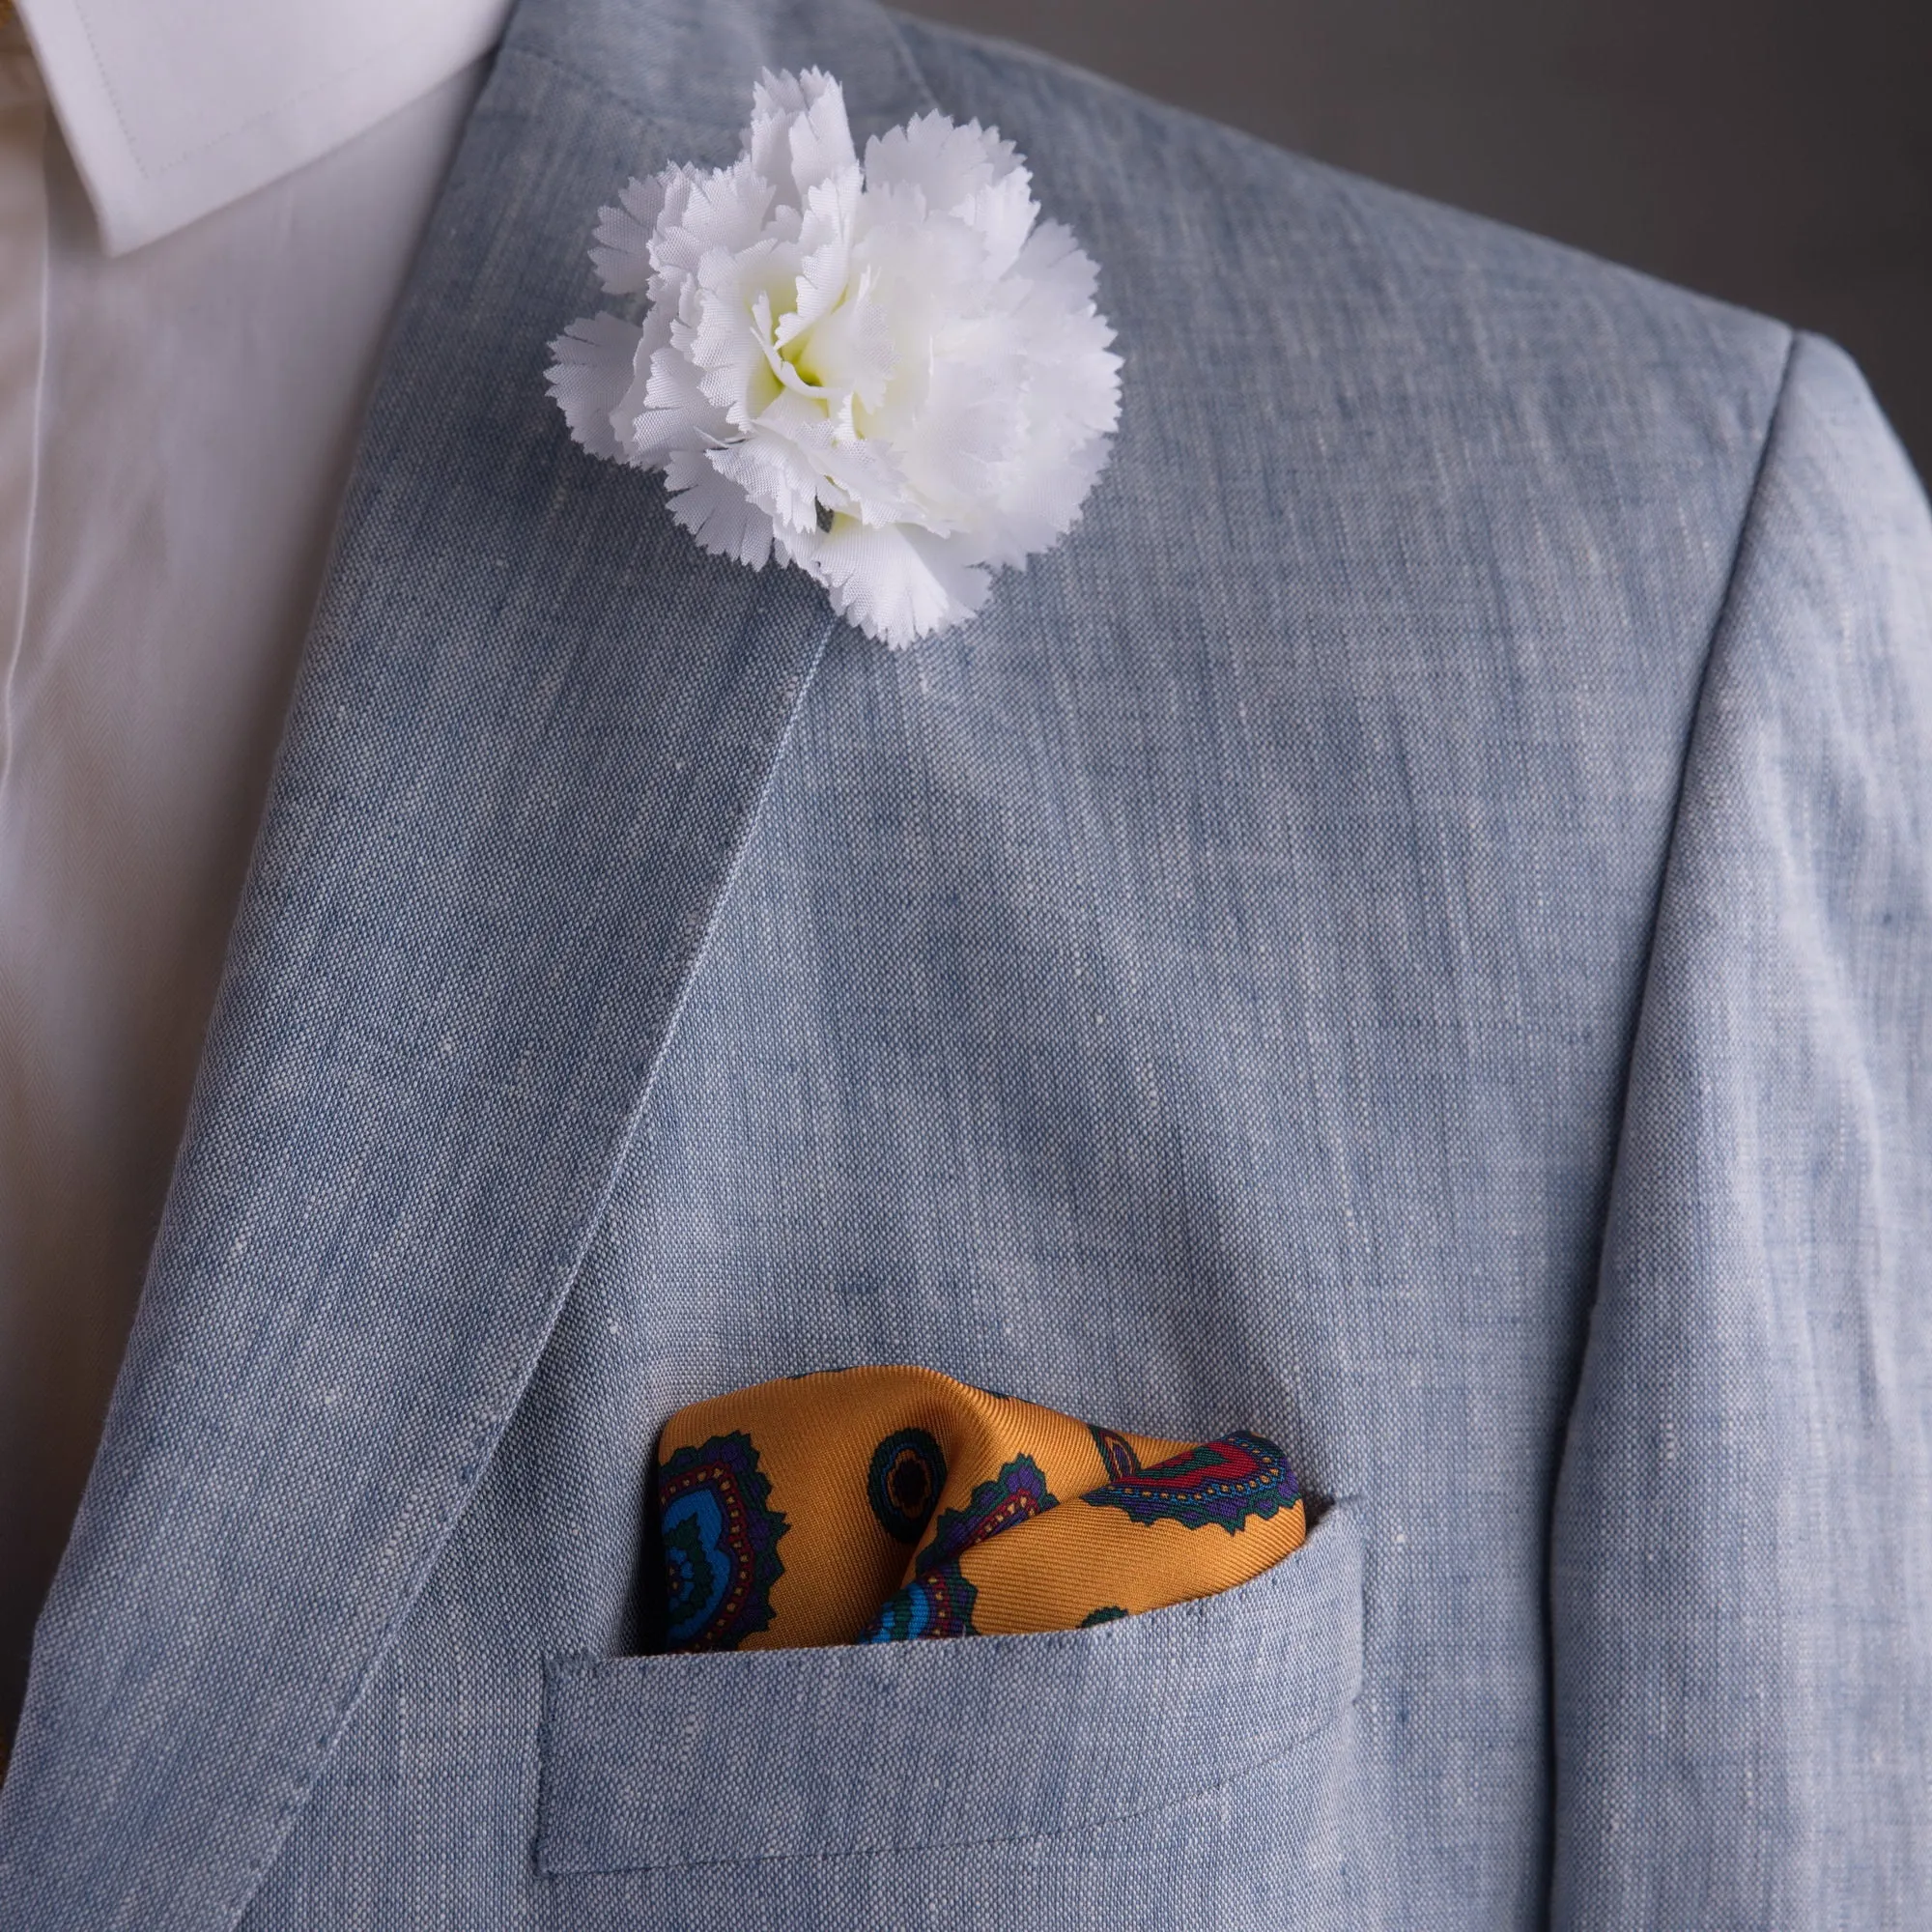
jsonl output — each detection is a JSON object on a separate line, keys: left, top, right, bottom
{"left": 0, "top": 2, "right": 932, "bottom": 1924}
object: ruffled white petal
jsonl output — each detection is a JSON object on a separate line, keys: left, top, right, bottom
{"left": 800, "top": 519, "right": 991, "bottom": 647}
{"left": 664, "top": 446, "right": 775, "bottom": 568}
{"left": 785, "top": 79, "right": 860, "bottom": 200}
{"left": 548, "top": 68, "right": 1121, "bottom": 645}
{"left": 746, "top": 68, "right": 846, "bottom": 205}
{"left": 545, "top": 313, "right": 645, "bottom": 462}
{"left": 591, "top": 175, "right": 669, "bottom": 295}
{"left": 708, "top": 430, "right": 827, "bottom": 535}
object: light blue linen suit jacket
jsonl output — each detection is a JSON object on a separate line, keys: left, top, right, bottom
{"left": 2, "top": 0, "right": 1928, "bottom": 1924}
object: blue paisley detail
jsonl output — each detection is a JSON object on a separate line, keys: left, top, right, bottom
{"left": 861, "top": 1562, "right": 980, "bottom": 1642}
{"left": 658, "top": 1431, "right": 788, "bottom": 1650}
{"left": 1085, "top": 1431, "right": 1299, "bottom": 1534}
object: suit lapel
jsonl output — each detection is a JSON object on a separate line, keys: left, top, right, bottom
{"left": 0, "top": 2, "right": 931, "bottom": 1923}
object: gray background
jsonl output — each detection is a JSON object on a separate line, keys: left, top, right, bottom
{"left": 892, "top": 0, "right": 1932, "bottom": 478}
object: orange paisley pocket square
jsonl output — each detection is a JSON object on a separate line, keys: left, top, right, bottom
{"left": 648, "top": 1364, "right": 1307, "bottom": 1650}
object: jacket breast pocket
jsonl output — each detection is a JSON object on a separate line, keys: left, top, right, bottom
{"left": 535, "top": 1499, "right": 1366, "bottom": 1930}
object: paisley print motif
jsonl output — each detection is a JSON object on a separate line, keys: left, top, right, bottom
{"left": 921, "top": 1454, "right": 1055, "bottom": 1571}
{"left": 1086, "top": 1431, "right": 1298, "bottom": 1534}
{"left": 867, "top": 1427, "right": 948, "bottom": 1544}
{"left": 658, "top": 1431, "right": 788, "bottom": 1649}
{"left": 1090, "top": 1424, "right": 1144, "bottom": 1482}
{"left": 861, "top": 1562, "right": 979, "bottom": 1642}
{"left": 649, "top": 1367, "right": 1308, "bottom": 1650}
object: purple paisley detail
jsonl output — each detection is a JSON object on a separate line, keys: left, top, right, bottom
{"left": 919, "top": 1455, "right": 1056, "bottom": 1573}
{"left": 1089, "top": 1424, "right": 1144, "bottom": 1482}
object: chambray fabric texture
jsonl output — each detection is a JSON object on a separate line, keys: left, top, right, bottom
{"left": 1, "top": 0, "right": 1928, "bottom": 1924}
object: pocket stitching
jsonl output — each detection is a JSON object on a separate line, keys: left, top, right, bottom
{"left": 538, "top": 1501, "right": 1364, "bottom": 1873}
{"left": 544, "top": 1681, "right": 1362, "bottom": 1875}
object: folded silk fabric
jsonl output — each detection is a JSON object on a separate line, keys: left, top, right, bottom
{"left": 648, "top": 1365, "right": 1307, "bottom": 1650}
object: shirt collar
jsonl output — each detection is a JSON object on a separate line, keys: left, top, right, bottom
{"left": 14, "top": 0, "right": 510, "bottom": 254}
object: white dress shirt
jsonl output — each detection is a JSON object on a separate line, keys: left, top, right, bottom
{"left": 0, "top": 0, "right": 509, "bottom": 1747}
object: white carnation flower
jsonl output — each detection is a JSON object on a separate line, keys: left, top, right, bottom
{"left": 548, "top": 68, "right": 1122, "bottom": 648}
